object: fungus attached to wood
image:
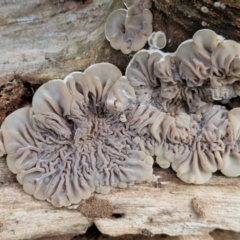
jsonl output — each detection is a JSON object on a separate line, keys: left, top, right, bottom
{"left": 2, "top": 28, "right": 240, "bottom": 206}
{"left": 127, "top": 29, "right": 240, "bottom": 112}
{"left": 126, "top": 29, "right": 240, "bottom": 184}
{"left": 105, "top": 1, "right": 153, "bottom": 54}
{"left": 0, "top": 63, "right": 155, "bottom": 207}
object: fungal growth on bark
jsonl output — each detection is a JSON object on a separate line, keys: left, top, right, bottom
{"left": 126, "top": 29, "right": 240, "bottom": 183}
{"left": 127, "top": 29, "right": 240, "bottom": 112}
{"left": 105, "top": 0, "right": 153, "bottom": 54}
{"left": 148, "top": 31, "right": 167, "bottom": 49}
{"left": 0, "top": 63, "right": 155, "bottom": 207}
{"left": 2, "top": 28, "right": 240, "bottom": 208}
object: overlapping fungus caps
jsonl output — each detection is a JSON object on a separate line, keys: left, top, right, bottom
{"left": 152, "top": 104, "right": 240, "bottom": 184}
{"left": 0, "top": 63, "right": 155, "bottom": 207}
{"left": 126, "top": 49, "right": 185, "bottom": 112}
{"left": 126, "top": 29, "right": 240, "bottom": 112}
{"left": 126, "top": 29, "right": 240, "bottom": 183}
{"left": 105, "top": 0, "right": 153, "bottom": 54}
{"left": 2, "top": 29, "right": 240, "bottom": 209}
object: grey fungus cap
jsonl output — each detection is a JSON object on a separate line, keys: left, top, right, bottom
{"left": 105, "top": 1, "right": 153, "bottom": 54}
{"left": 127, "top": 29, "right": 240, "bottom": 112}
{"left": 0, "top": 63, "right": 154, "bottom": 207}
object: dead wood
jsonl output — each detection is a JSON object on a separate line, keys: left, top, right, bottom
{"left": 1, "top": 0, "right": 240, "bottom": 239}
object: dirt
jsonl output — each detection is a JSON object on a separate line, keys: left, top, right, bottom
{"left": 78, "top": 197, "right": 114, "bottom": 219}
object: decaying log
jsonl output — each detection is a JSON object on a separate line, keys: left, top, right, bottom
{"left": 0, "top": 0, "right": 124, "bottom": 82}
{"left": 1, "top": 152, "right": 240, "bottom": 239}
{"left": 1, "top": 0, "right": 240, "bottom": 239}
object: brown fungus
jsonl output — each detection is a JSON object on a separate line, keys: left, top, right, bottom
{"left": 0, "top": 63, "right": 155, "bottom": 207}
{"left": 105, "top": 2, "right": 153, "bottom": 54}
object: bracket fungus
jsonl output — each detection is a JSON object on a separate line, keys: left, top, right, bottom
{"left": 0, "top": 63, "right": 155, "bottom": 207}
{"left": 126, "top": 29, "right": 240, "bottom": 184}
{"left": 2, "top": 28, "right": 240, "bottom": 208}
{"left": 127, "top": 29, "right": 240, "bottom": 112}
{"left": 105, "top": 0, "right": 153, "bottom": 54}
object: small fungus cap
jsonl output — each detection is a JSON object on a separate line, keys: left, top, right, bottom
{"left": 192, "top": 29, "right": 225, "bottom": 54}
{"left": 105, "top": 9, "right": 127, "bottom": 51}
{"left": 210, "top": 40, "right": 240, "bottom": 85}
{"left": 148, "top": 31, "right": 167, "bottom": 49}
{"left": 105, "top": 3, "right": 153, "bottom": 54}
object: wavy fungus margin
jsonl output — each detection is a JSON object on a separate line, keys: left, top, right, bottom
{"left": 2, "top": 30, "right": 240, "bottom": 207}
{"left": 0, "top": 63, "right": 155, "bottom": 207}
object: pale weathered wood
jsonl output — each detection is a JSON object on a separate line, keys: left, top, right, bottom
{"left": 0, "top": 183, "right": 90, "bottom": 240}
{"left": 1, "top": 148, "right": 240, "bottom": 240}
{"left": 94, "top": 170, "right": 240, "bottom": 237}
{"left": 0, "top": 0, "right": 127, "bottom": 85}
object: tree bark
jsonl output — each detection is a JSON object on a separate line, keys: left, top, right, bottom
{"left": 1, "top": 0, "right": 240, "bottom": 239}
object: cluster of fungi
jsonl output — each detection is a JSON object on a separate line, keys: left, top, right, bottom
{"left": 1, "top": 0, "right": 240, "bottom": 207}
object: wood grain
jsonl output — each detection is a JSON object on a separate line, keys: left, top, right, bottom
{"left": 1, "top": 153, "right": 240, "bottom": 239}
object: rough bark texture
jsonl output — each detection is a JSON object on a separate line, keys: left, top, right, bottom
{"left": 1, "top": 0, "right": 240, "bottom": 239}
